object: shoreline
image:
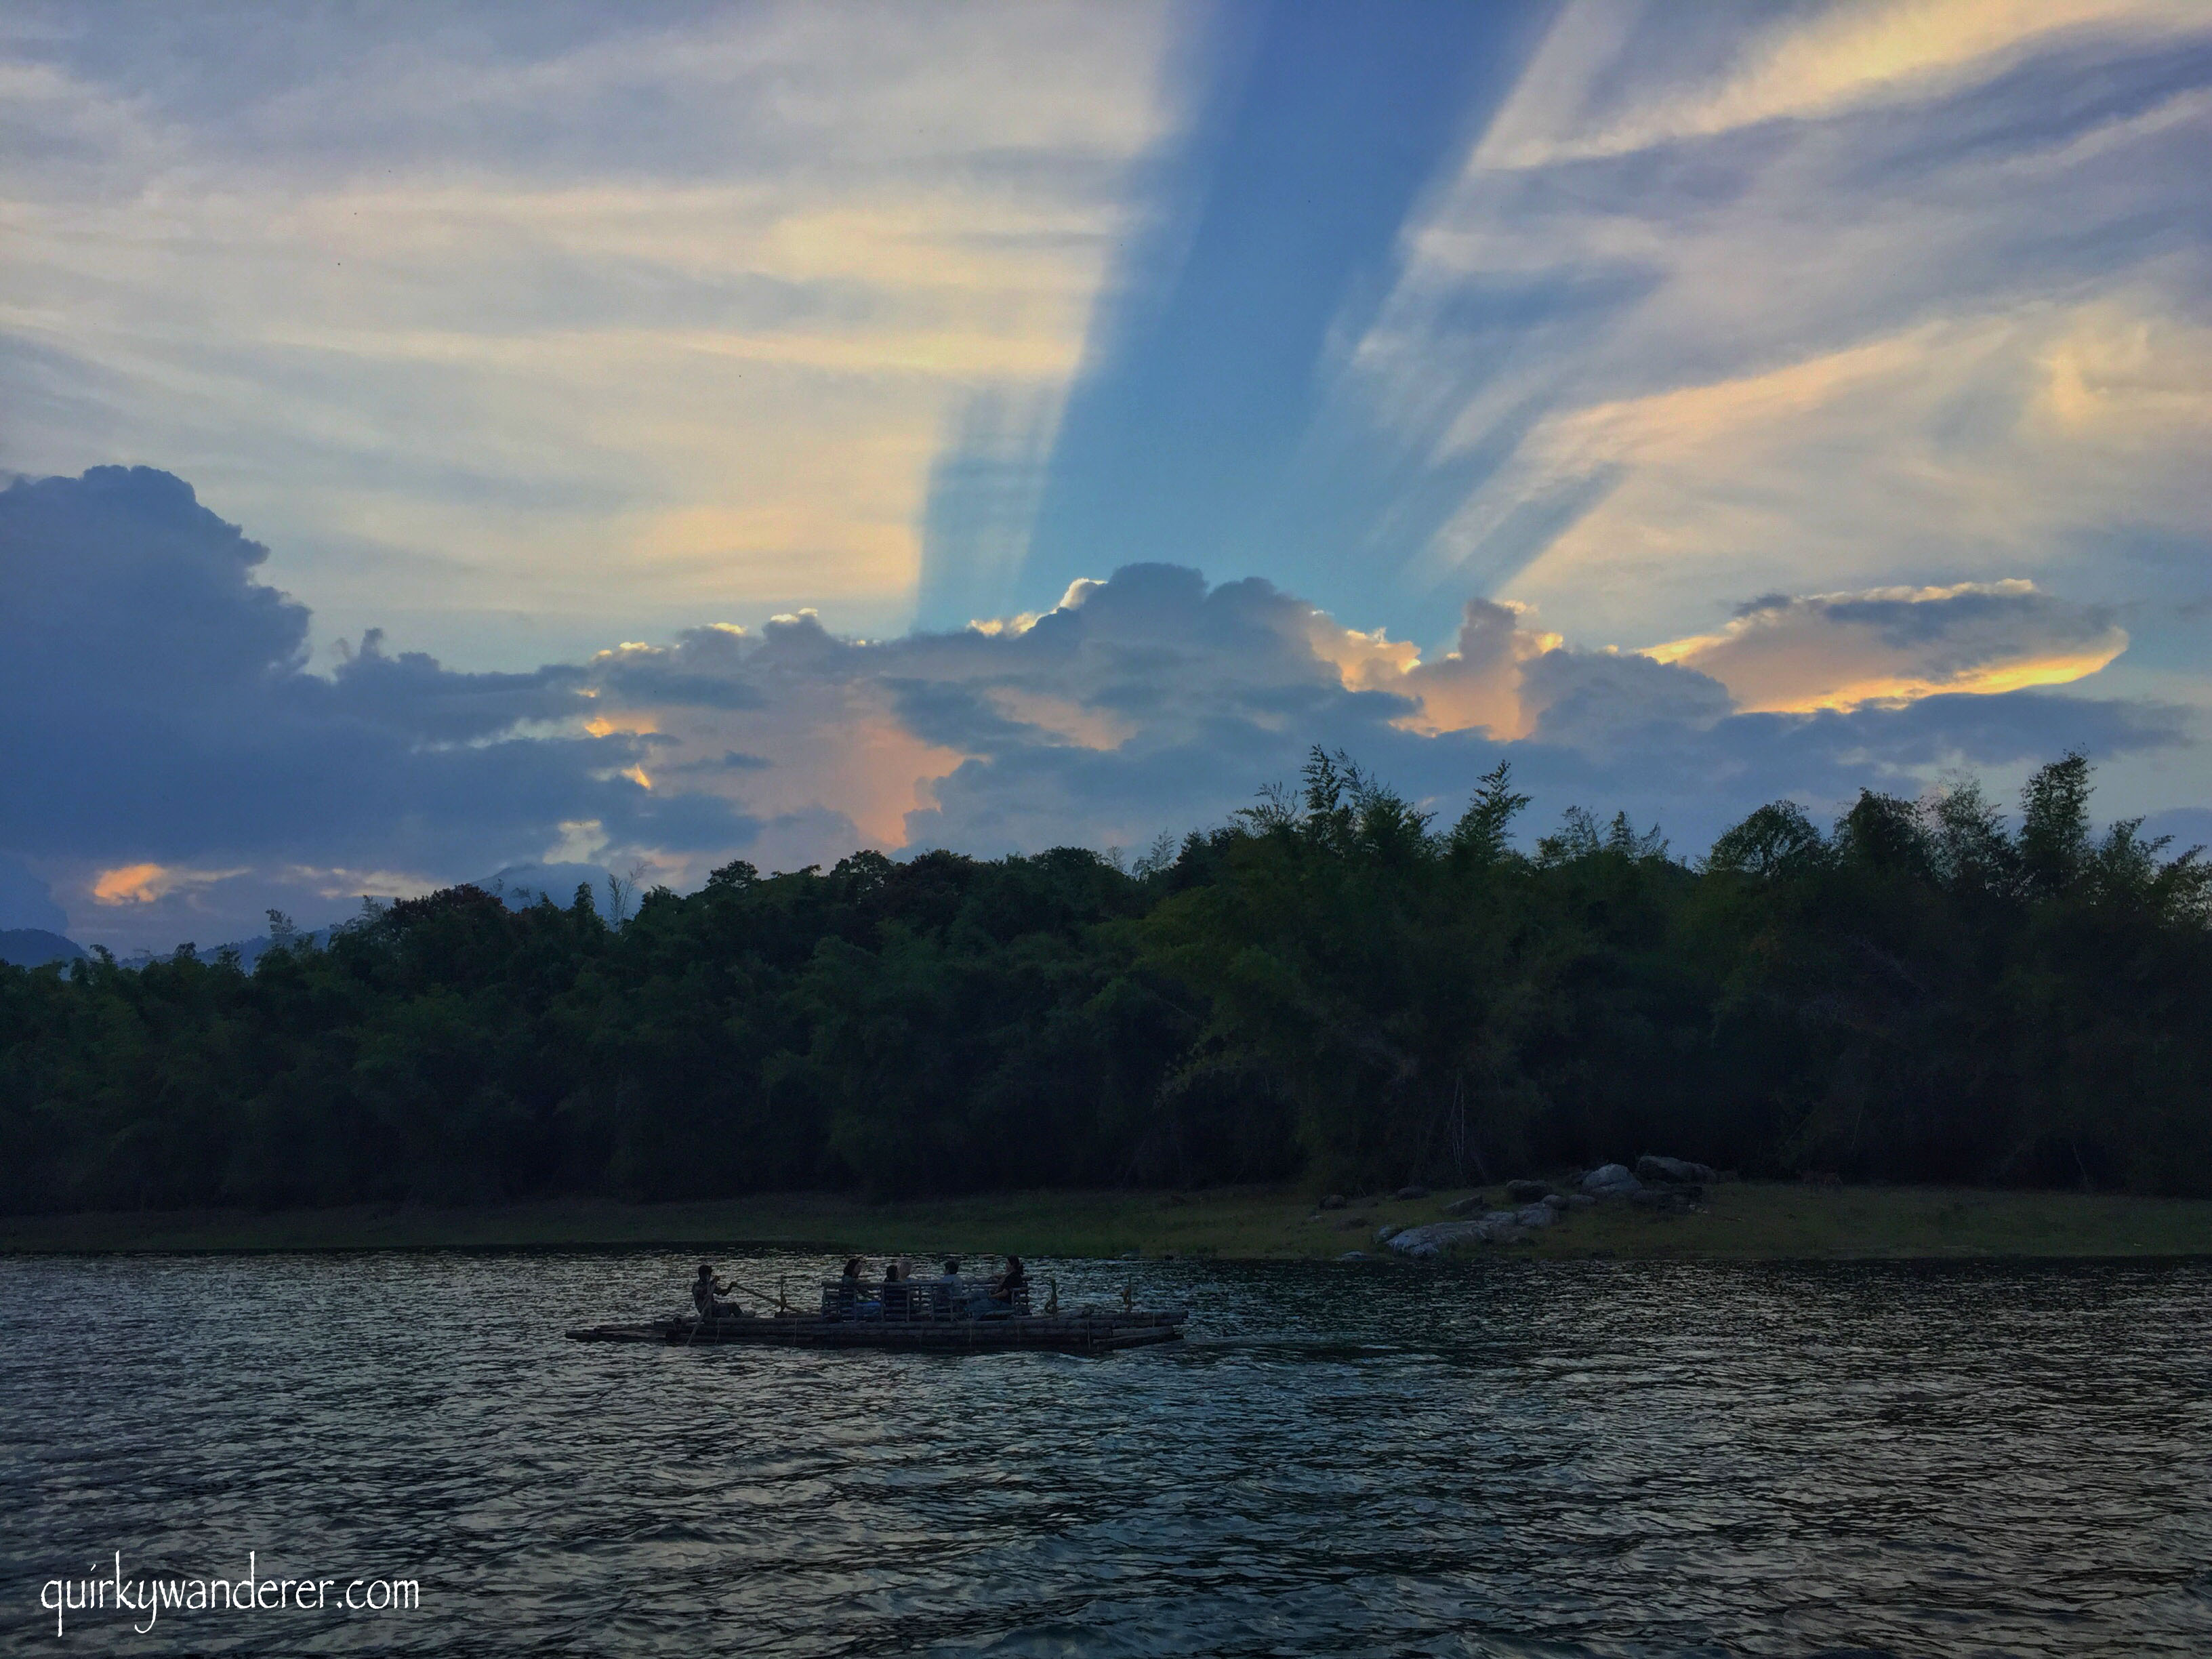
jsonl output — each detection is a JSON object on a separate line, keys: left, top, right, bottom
{"left": 4, "top": 1181, "right": 2210, "bottom": 1260}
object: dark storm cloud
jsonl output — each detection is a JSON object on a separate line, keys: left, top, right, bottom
{"left": 0, "top": 851, "right": 68, "bottom": 932}
{"left": 1519, "top": 648, "right": 1734, "bottom": 753}
{"left": 0, "top": 467, "right": 755, "bottom": 872}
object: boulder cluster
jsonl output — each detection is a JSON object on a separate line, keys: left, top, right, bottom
{"left": 1380, "top": 1154, "right": 1717, "bottom": 1258}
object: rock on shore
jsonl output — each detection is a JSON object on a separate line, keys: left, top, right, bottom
{"left": 1386, "top": 1212, "right": 1532, "bottom": 1256}
{"left": 1637, "top": 1155, "right": 1716, "bottom": 1184}
{"left": 1581, "top": 1164, "right": 1642, "bottom": 1197}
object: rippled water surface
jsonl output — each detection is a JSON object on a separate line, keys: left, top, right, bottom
{"left": 4, "top": 1251, "right": 2209, "bottom": 1656}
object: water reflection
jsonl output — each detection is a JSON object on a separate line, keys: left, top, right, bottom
{"left": 3, "top": 1252, "right": 2207, "bottom": 1656}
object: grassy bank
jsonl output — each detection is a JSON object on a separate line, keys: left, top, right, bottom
{"left": 4, "top": 1181, "right": 2210, "bottom": 1259}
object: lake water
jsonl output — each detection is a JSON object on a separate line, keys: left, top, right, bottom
{"left": 3, "top": 1252, "right": 2208, "bottom": 1656}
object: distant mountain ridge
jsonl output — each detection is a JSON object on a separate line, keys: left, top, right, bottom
{"left": 108, "top": 864, "right": 630, "bottom": 970}
{"left": 0, "top": 928, "right": 85, "bottom": 968}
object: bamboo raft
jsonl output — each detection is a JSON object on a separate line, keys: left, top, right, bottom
{"left": 568, "top": 1275, "right": 1189, "bottom": 1355}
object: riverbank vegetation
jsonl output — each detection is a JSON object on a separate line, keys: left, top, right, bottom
{"left": 3, "top": 752, "right": 2208, "bottom": 1216}
{"left": 5, "top": 1183, "right": 2209, "bottom": 1261}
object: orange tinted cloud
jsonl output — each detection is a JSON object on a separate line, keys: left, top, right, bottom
{"left": 1395, "top": 600, "right": 1562, "bottom": 739}
{"left": 1647, "top": 581, "right": 2127, "bottom": 712}
{"left": 984, "top": 688, "right": 1135, "bottom": 750}
{"left": 89, "top": 863, "right": 248, "bottom": 905}
{"left": 1476, "top": 0, "right": 2207, "bottom": 170}
{"left": 553, "top": 568, "right": 2129, "bottom": 889}
{"left": 90, "top": 863, "right": 169, "bottom": 905}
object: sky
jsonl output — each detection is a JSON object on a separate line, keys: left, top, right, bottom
{"left": 3, "top": 0, "right": 2209, "bottom": 951}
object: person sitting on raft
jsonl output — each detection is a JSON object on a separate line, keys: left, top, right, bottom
{"left": 692, "top": 1264, "right": 741, "bottom": 1322}
{"left": 991, "top": 1256, "right": 1027, "bottom": 1305}
{"left": 833, "top": 1257, "right": 882, "bottom": 1319}
{"left": 934, "top": 1258, "right": 976, "bottom": 1318}
{"left": 876, "top": 1256, "right": 911, "bottom": 1317}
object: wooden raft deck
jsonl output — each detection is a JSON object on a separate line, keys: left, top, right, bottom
{"left": 567, "top": 1311, "right": 1186, "bottom": 1354}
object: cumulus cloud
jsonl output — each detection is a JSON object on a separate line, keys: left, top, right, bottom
{"left": 1393, "top": 600, "right": 1559, "bottom": 739}
{"left": 1, "top": 465, "right": 2184, "bottom": 949}
{"left": 1520, "top": 648, "right": 1736, "bottom": 754}
{"left": 569, "top": 565, "right": 1391, "bottom": 867}
{"left": 568, "top": 557, "right": 2172, "bottom": 880}
{"left": 0, "top": 467, "right": 751, "bottom": 946}
{"left": 1648, "top": 581, "right": 2129, "bottom": 712}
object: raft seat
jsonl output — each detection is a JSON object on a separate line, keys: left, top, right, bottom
{"left": 817, "top": 1279, "right": 1031, "bottom": 1321}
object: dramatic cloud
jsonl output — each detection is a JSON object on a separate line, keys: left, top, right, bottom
{"left": 1347, "top": 0, "right": 2212, "bottom": 656}
{"left": 1391, "top": 600, "right": 1559, "bottom": 740}
{"left": 5, "top": 5, "right": 2207, "bottom": 945}
{"left": 1470, "top": 0, "right": 2207, "bottom": 170}
{"left": 2, "top": 466, "right": 2186, "bottom": 950}
{"left": 1647, "top": 582, "right": 2129, "bottom": 712}
{"left": 0, "top": 3, "right": 1183, "bottom": 663}
{"left": 0, "top": 468, "right": 750, "bottom": 946}
{"left": 570, "top": 554, "right": 2176, "bottom": 882}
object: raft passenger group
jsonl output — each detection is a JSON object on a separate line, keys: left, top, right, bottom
{"left": 691, "top": 1255, "right": 1027, "bottom": 1321}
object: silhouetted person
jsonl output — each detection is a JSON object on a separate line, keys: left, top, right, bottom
{"left": 693, "top": 1264, "right": 739, "bottom": 1320}
{"left": 992, "top": 1256, "right": 1027, "bottom": 1304}
{"left": 929, "top": 1257, "right": 966, "bottom": 1317}
{"left": 830, "top": 1256, "right": 870, "bottom": 1318}
{"left": 878, "top": 1256, "right": 911, "bottom": 1319}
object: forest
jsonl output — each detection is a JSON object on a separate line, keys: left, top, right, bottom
{"left": 3, "top": 751, "right": 2208, "bottom": 1214}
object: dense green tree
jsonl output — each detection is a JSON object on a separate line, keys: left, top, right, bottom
{"left": 0, "top": 750, "right": 2205, "bottom": 1212}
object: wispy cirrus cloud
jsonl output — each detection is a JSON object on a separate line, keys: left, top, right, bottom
{"left": 0, "top": 2, "right": 1185, "bottom": 666}
{"left": 1343, "top": 0, "right": 2212, "bottom": 655}
{"left": 1470, "top": 0, "right": 2208, "bottom": 169}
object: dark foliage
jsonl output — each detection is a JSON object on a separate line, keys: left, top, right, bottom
{"left": 3, "top": 753, "right": 2205, "bottom": 1212}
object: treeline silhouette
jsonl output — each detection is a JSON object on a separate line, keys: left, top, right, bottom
{"left": 4, "top": 752, "right": 2207, "bottom": 1214}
